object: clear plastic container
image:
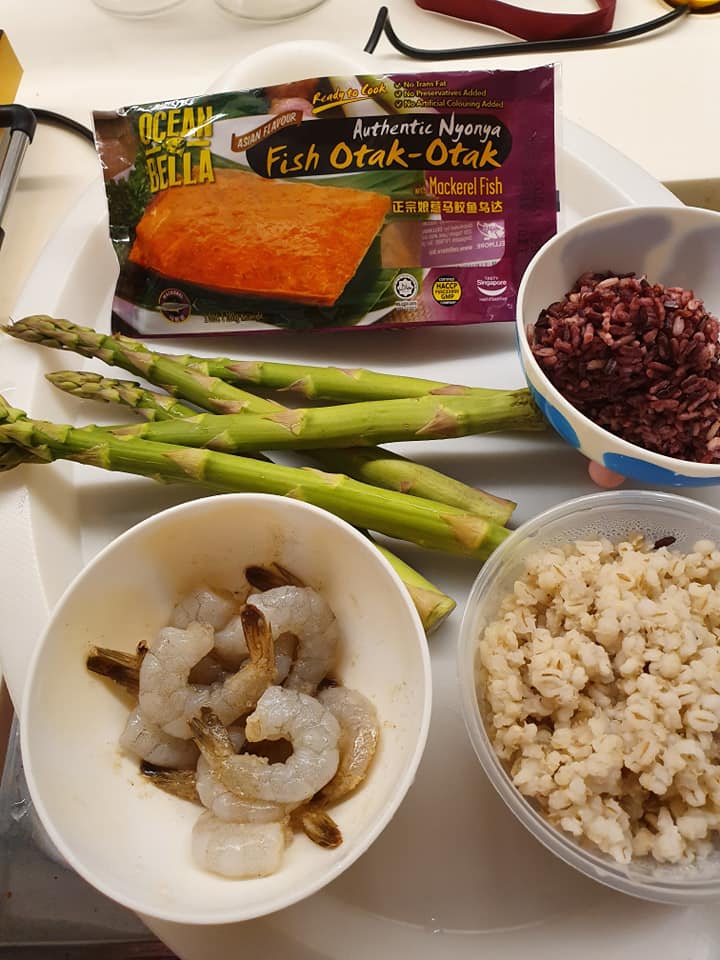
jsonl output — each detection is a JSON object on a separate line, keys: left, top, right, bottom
{"left": 458, "top": 490, "right": 720, "bottom": 904}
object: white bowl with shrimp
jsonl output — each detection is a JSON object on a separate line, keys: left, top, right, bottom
{"left": 20, "top": 493, "right": 432, "bottom": 925}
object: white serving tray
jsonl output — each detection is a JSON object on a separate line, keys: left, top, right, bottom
{"left": 2, "top": 46, "right": 719, "bottom": 960}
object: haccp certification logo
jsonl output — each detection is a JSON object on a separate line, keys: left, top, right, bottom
{"left": 432, "top": 276, "right": 462, "bottom": 306}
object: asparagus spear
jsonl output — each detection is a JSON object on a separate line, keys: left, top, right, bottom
{"left": 48, "top": 368, "right": 514, "bottom": 525}
{"left": 2, "top": 390, "right": 454, "bottom": 633}
{"left": 0, "top": 396, "right": 44, "bottom": 468}
{"left": 9, "top": 319, "right": 517, "bottom": 524}
{"left": 45, "top": 371, "right": 199, "bottom": 421}
{"left": 0, "top": 408, "right": 509, "bottom": 559}
{"left": 316, "top": 447, "right": 513, "bottom": 523}
{"left": 173, "top": 354, "right": 491, "bottom": 403}
{"left": 43, "top": 372, "right": 276, "bottom": 465}
{"left": 8, "top": 316, "right": 260, "bottom": 415}
{"left": 107, "top": 389, "right": 541, "bottom": 452}
{"left": 365, "top": 537, "right": 455, "bottom": 634}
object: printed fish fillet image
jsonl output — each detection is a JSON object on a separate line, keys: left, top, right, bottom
{"left": 128, "top": 169, "right": 391, "bottom": 307}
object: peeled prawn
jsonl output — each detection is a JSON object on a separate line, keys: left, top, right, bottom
{"left": 173, "top": 585, "right": 247, "bottom": 669}
{"left": 120, "top": 706, "right": 199, "bottom": 769}
{"left": 207, "top": 606, "right": 275, "bottom": 726}
{"left": 196, "top": 756, "right": 288, "bottom": 824}
{"left": 246, "top": 565, "right": 302, "bottom": 683}
{"left": 205, "top": 563, "right": 306, "bottom": 682}
{"left": 136, "top": 723, "right": 288, "bottom": 822}
{"left": 209, "top": 565, "right": 299, "bottom": 667}
{"left": 213, "top": 619, "right": 296, "bottom": 684}
{"left": 138, "top": 621, "right": 213, "bottom": 737}
{"left": 191, "top": 811, "right": 288, "bottom": 879}
{"left": 139, "top": 606, "right": 274, "bottom": 738}
{"left": 213, "top": 615, "right": 249, "bottom": 667}
{"left": 138, "top": 725, "right": 245, "bottom": 804}
{"left": 171, "top": 585, "right": 236, "bottom": 630}
{"left": 273, "top": 631, "right": 298, "bottom": 685}
{"left": 191, "top": 686, "right": 340, "bottom": 805}
{"left": 295, "top": 687, "right": 379, "bottom": 848}
{"left": 248, "top": 586, "right": 338, "bottom": 695}
{"left": 196, "top": 718, "right": 289, "bottom": 824}
{"left": 315, "top": 686, "right": 379, "bottom": 804}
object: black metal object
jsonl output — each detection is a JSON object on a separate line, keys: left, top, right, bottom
{"left": 364, "top": 3, "right": 691, "bottom": 60}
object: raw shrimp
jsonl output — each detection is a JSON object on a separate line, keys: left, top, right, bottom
{"left": 191, "top": 686, "right": 340, "bottom": 805}
{"left": 139, "top": 726, "right": 245, "bottom": 804}
{"left": 225, "top": 566, "right": 305, "bottom": 682}
{"left": 245, "top": 563, "right": 304, "bottom": 592}
{"left": 273, "top": 632, "right": 298, "bottom": 685}
{"left": 291, "top": 805, "right": 342, "bottom": 848}
{"left": 208, "top": 606, "right": 275, "bottom": 726}
{"left": 213, "top": 563, "right": 303, "bottom": 680}
{"left": 120, "top": 706, "right": 199, "bottom": 769}
{"left": 196, "top": 756, "right": 289, "bottom": 824}
{"left": 213, "top": 614, "right": 248, "bottom": 667}
{"left": 295, "top": 687, "right": 379, "bottom": 848}
{"left": 191, "top": 811, "right": 288, "bottom": 879}
{"left": 86, "top": 643, "right": 147, "bottom": 694}
{"left": 248, "top": 586, "right": 338, "bottom": 695}
{"left": 138, "top": 621, "right": 213, "bottom": 737}
{"left": 139, "top": 606, "right": 274, "bottom": 738}
{"left": 140, "top": 763, "right": 199, "bottom": 803}
{"left": 214, "top": 619, "right": 296, "bottom": 683}
{"left": 189, "top": 654, "right": 227, "bottom": 686}
{"left": 315, "top": 686, "right": 379, "bottom": 804}
{"left": 227, "top": 724, "right": 248, "bottom": 753}
{"left": 170, "top": 585, "right": 236, "bottom": 630}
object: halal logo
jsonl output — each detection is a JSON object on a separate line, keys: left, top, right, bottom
{"left": 393, "top": 273, "right": 419, "bottom": 300}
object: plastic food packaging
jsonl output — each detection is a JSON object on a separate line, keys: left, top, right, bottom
{"left": 94, "top": 66, "right": 558, "bottom": 338}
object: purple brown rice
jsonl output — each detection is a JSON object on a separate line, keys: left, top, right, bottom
{"left": 530, "top": 272, "right": 720, "bottom": 463}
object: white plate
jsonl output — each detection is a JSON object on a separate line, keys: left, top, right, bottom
{"left": 2, "top": 44, "right": 718, "bottom": 960}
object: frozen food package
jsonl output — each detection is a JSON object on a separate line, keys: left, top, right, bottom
{"left": 94, "top": 66, "right": 559, "bottom": 337}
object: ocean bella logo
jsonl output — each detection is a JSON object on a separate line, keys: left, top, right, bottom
{"left": 138, "top": 104, "right": 216, "bottom": 192}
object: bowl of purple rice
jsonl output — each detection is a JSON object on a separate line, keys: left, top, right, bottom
{"left": 516, "top": 204, "right": 720, "bottom": 486}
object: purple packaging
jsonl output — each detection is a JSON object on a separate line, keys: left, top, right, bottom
{"left": 95, "top": 66, "right": 558, "bottom": 338}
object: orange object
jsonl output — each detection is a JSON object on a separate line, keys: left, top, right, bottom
{"left": 666, "top": 0, "right": 720, "bottom": 9}
{"left": 129, "top": 169, "right": 391, "bottom": 307}
{"left": 0, "top": 31, "right": 22, "bottom": 104}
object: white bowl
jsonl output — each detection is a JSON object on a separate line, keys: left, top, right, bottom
{"left": 20, "top": 494, "right": 431, "bottom": 924}
{"left": 459, "top": 490, "right": 720, "bottom": 903}
{"left": 516, "top": 204, "right": 720, "bottom": 486}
